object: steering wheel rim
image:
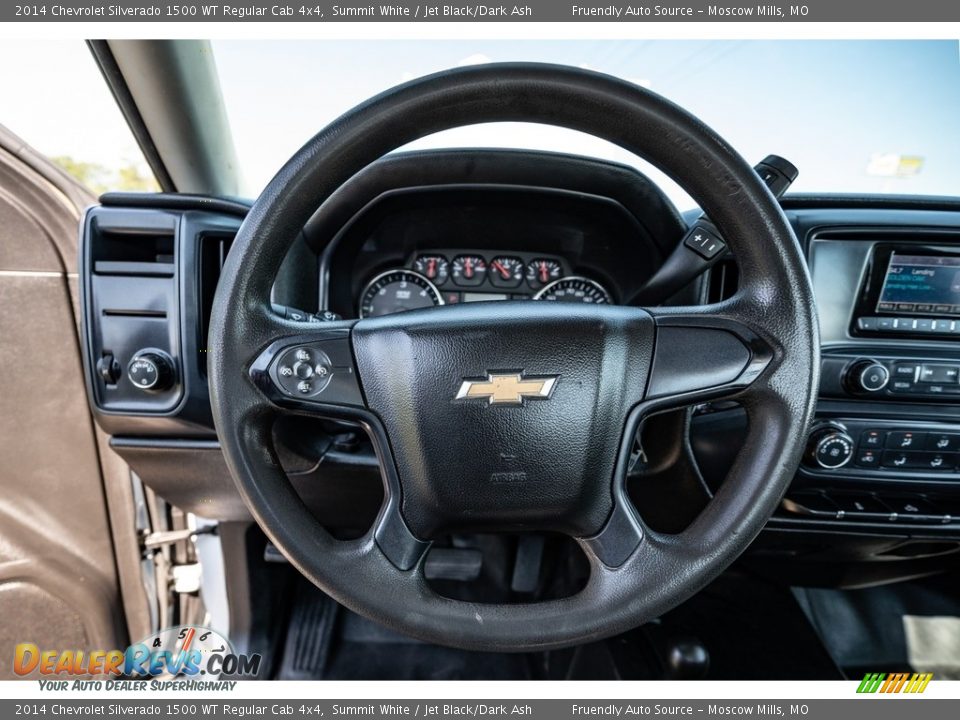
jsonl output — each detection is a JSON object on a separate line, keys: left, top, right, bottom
{"left": 208, "top": 62, "right": 819, "bottom": 652}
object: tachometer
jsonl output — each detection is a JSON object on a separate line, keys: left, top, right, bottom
{"left": 534, "top": 276, "right": 612, "bottom": 305}
{"left": 359, "top": 270, "right": 443, "bottom": 318}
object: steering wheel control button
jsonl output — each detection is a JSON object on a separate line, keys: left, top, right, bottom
{"left": 261, "top": 336, "right": 364, "bottom": 407}
{"left": 127, "top": 351, "right": 174, "bottom": 391}
{"left": 293, "top": 361, "right": 314, "bottom": 379}
{"left": 683, "top": 224, "right": 726, "bottom": 260}
{"left": 273, "top": 347, "right": 332, "bottom": 397}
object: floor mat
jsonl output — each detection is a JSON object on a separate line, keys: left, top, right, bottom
{"left": 795, "top": 573, "right": 960, "bottom": 678}
{"left": 904, "top": 616, "right": 960, "bottom": 679}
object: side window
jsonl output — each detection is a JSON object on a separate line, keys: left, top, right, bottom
{"left": 0, "top": 40, "right": 158, "bottom": 195}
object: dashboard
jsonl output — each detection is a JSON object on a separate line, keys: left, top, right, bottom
{"left": 78, "top": 149, "right": 960, "bottom": 588}
{"left": 357, "top": 253, "right": 612, "bottom": 319}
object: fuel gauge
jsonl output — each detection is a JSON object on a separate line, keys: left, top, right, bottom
{"left": 451, "top": 255, "right": 487, "bottom": 287}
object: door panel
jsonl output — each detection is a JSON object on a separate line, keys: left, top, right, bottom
{"left": 0, "top": 126, "right": 138, "bottom": 678}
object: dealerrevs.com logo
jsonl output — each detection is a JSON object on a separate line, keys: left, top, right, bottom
{"left": 13, "top": 625, "right": 261, "bottom": 681}
{"left": 857, "top": 672, "right": 934, "bottom": 694}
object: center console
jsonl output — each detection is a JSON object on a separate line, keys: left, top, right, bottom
{"left": 791, "top": 229, "right": 960, "bottom": 535}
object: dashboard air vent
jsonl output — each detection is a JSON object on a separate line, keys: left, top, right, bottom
{"left": 706, "top": 259, "right": 739, "bottom": 304}
{"left": 198, "top": 233, "right": 235, "bottom": 373}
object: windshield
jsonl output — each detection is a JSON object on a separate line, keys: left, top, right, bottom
{"left": 213, "top": 39, "right": 960, "bottom": 208}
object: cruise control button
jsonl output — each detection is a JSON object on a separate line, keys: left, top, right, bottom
{"left": 886, "top": 431, "right": 925, "bottom": 449}
{"left": 683, "top": 224, "right": 726, "bottom": 259}
{"left": 926, "top": 432, "right": 960, "bottom": 452}
{"left": 293, "top": 361, "right": 314, "bottom": 379}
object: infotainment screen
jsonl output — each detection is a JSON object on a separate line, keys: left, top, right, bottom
{"left": 877, "top": 253, "right": 960, "bottom": 313}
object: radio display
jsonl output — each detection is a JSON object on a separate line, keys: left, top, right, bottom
{"left": 877, "top": 253, "right": 960, "bottom": 313}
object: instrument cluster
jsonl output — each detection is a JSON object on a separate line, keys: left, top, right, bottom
{"left": 358, "top": 251, "right": 613, "bottom": 318}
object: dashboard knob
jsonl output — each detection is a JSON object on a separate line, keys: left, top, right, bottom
{"left": 846, "top": 360, "right": 890, "bottom": 394}
{"left": 806, "top": 424, "right": 854, "bottom": 469}
{"left": 127, "top": 351, "right": 175, "bottom": 391}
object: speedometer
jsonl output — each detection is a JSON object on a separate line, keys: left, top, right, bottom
{"left": 533, "top": 276, "right": 612, "bottom": 305}
{"left": 359, "top": 270, "right": 443, "bottom": 318}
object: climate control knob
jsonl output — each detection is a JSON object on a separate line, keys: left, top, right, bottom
{"left": 806, "top": 424, "right": 854, "bottom": 469}
{"left": 846, "top": 360, "right": 889, "bottom": 394}
{"left": 127, "top": 351, "right": 175, "bottom": 391}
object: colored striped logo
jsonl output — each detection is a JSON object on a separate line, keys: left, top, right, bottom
{"left": 857, "top": 672, "right": 933, "bottom": 694}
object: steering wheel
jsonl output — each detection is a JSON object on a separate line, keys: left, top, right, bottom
{"left": 208, "top": 63, "right": 819, "bottom": 652}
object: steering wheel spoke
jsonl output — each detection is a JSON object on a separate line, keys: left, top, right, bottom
{"left": 644, "top": 304, "right": 775, "bottom": 412}
{"left": 247, "top": 311, "right": 365, "bottom": 414}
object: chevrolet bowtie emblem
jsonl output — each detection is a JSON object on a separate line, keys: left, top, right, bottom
{"left": 455, "top": 373, "right": 558, "bottom": 405}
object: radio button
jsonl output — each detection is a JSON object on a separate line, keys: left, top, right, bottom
{"left": 896, "top": 303, "right": 916, "bottom": 312}
{"left": 886, "top": 431, "right": 925, "bottom": 449}
{"left": 893, "top": 317, "right": 916, "bottom": 331}
{"left": 856, "top": 317, "right": 878, "bottom": 331}
{"left": 915, "top": 318, "right": 935, "bottom": 332}
{"left": 926, "top": 433, "right": 960, "bottom": 452}
{"left": 890, "top": 379, "right": 915, "bottom": 393}
{"left": 932, "top": 319, "right": 955, "bottom": 332}
{"left": 877, "top": 318, "right": 895, "bottom": 331}
{"left": 892, "top": 363, "right": 920, "bottom": 380}
{"left": 919, "top": 365, "right": 960, "bottom": 384}
{"left": 916, "top": 304, "right": 934, "bottom": 313}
